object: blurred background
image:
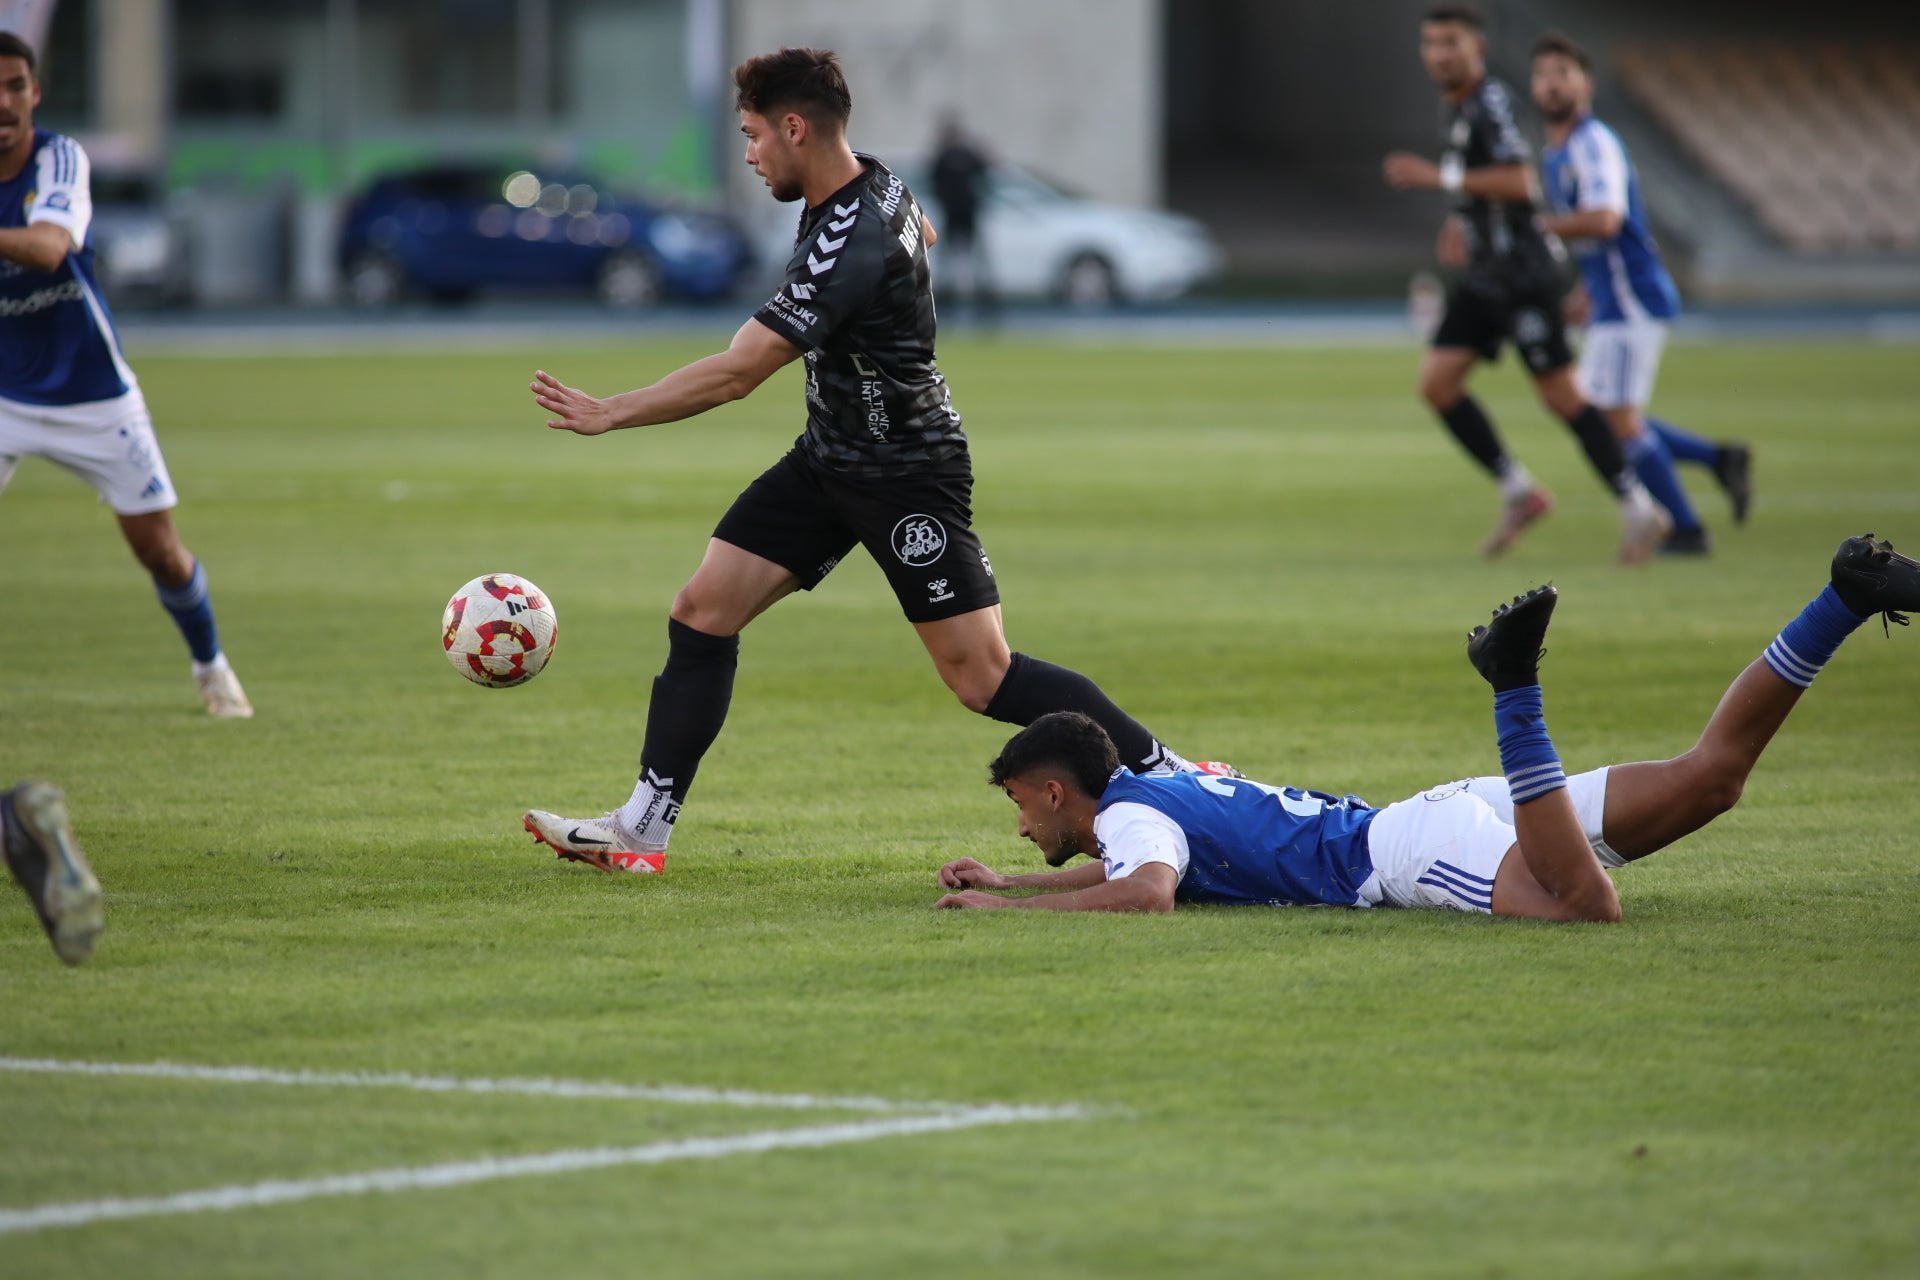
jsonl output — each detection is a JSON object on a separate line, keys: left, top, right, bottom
{"left": 14, "top": 0, "right": 1920, "bottom": 317}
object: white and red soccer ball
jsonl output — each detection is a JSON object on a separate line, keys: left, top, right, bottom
{"left": 441, "top": 573, "right": 558, "bottom": 688}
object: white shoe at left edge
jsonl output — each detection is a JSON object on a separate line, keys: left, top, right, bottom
{"left": 523, "top": 809, "right": 666, "bottom": 875}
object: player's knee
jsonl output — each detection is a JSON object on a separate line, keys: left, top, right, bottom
{"left": 935, "top": 656, "right": 1006, "bottom": 715}
{"left": 1566, "top": 879, "right": 1623, "bottom": 924}
{"left": 1419, "top": 372, "right": 1459, "bottom": 411}
{"left": 1699, "top": 774, "right": 1745, "bottom": 820}
{"left": 947, "top": 669, "right": 1000, "bottom": 715}
{"left": 669, "top": 585, "right": 725, "bottom": 634}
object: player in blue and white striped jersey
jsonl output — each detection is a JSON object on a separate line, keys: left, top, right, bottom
{"left": 0, "top": 33, "right": 249, "bottom": 716}
{"left": 1532, "top": 32, "right": 1754, "bottom": 555}
{"left": 935, "top": 534, "right": 1918, "bottom": 922}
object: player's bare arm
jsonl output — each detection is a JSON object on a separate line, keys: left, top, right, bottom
{"left": 533, "top": 317, "right": 801, "bottom": 435}
{"left": 1540, "top": 208, "right": 1624, "bottom": 241}
{"left": 935, "top": 861, "right": 1176, "bottom": 913}
{"left": 937, "top": 856, "right": 1107, "bottom": 893}
{"left": 1382, "top": 152, "right": 1533, "bottom": 202}
{"left": 0, "top": 221, "right": 69, "bottom": 273}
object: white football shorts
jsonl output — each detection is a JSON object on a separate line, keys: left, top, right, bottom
{"left": 0, "top": 390, "right": 177, "bottom": 515}
{"left": 1359, "top": 768, "right": 1617, "bottom": 914}
{"left": 1576, "top": 320, "right": 1667, "bottom": 410}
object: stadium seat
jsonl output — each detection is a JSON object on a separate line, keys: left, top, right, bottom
{"left": 1616, "top": 42, "right": 1920, "bottom": 253}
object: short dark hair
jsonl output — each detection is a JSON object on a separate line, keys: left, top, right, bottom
{"left": 733, "top": 47, "right": 851, "bottom": 132}
{"left": 988, "top": 712, "right": 1120, "bottom": 801}
{"left": 1422, "top": 4, "right": 1484, "bottom": 30}
{"left": 1531, "top": 31, "right": 1593, "bottom": 73}
{"left": 0, "top": 31, "right": 37, "bottom": 76}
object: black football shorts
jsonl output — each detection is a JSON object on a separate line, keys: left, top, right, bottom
{"left": 712, "top": 445, "right": 1000, "bottom": 624}
{"left": 1433, "top": 270, "right": 1573, "bottom": 375}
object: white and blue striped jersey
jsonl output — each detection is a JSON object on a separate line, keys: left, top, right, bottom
{"left": 0, "top": 129, "right": 138, "bottom": 406}
{"left": 1094, "top": 769, "right": 1379, "bottom": 907}
{"left": 1540, "top": 116, "right": 1679, "bottom": 323}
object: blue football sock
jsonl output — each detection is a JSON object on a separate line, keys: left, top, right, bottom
{"left": 154, "top": 560, "right": 221, "bottom": 664}
{"left": 1647, "top": 416, "right": 1719, "bottom": 468}
{"left": 1763, "top": 585, "right": 1867, "bottom": 688}
{"left": 1624, "top": 431, "right": 1703, "bottom": 534}
{"left": 1493, "top": 685, "right": 1566, "bottom": 804}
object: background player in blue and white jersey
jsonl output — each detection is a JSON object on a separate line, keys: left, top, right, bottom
{"left": 1532, "top": 32, "right": 1754, "bottom": 556}
{"left": 936, "top": 534, "right": 1918, "bottom": 921}
{"left": 0, "top": 33, "right": 250, "bottom": 717}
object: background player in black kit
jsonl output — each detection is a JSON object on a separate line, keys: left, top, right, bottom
{"left": 1384, "top": 5, "right": 1667, "bottom": 563}
{"left": 521, "top": 48, "right": 1205, "bottom": 873}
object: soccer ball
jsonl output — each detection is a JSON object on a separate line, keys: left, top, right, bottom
{"left": 441, "top": 573, "right": 558, "bottom": 688}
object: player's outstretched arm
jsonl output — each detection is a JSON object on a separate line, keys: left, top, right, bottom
{"left": 937, "top": 857, "right": 1107, "bottom": 894}
{"left": 1382, "top": 153, "right": 1534, "bottom": 203}
{"left": 1541, "top": 209, "right": 1624, "bottom": 241}
{"left": 0, "top": 223, "right": 73, "bottom": 274}
{"left": 533, "top": 317, "right": 801, "bottom": 436}
{"left": 935, "top": 862, "right": 1176, "bottom": 913}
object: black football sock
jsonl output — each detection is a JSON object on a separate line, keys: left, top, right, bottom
{"left": 1436, "top": 395, "right": 1510, "bottom": 479}
{"left": 620, "top": 618, "right": 740, "bottom": 844}
{"left": 1562, "top": 404, "right": 1635, "bottom": 496}
{"left": 983, "top": 652, "right": 1188, "bottom": 773}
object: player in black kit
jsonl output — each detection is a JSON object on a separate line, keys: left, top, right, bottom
{"left": 1384, "top": 5, "right": 1666, "bottom": 563}
{"left": 521, "top": 48, "right": 1208, "bottom": 873}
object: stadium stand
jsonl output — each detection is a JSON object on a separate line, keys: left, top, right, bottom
{"left": 1616, "top": 43, "right": 1920, "bottom": 254}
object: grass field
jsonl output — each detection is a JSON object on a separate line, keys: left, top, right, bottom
{"left": 2, "top": 337, "right": 1917, "bottom": 1277}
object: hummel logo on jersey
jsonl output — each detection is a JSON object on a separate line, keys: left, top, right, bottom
{"left": 789, "top": 282, "right": 816, "bottom": 301}
{"left": 808, "top": 202, "right": 858, "bottom": 276}
{"left": 928, "top": 578, "right": 954, "bottom": 603}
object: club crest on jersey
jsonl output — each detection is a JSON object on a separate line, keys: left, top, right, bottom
{"left": 892, "top": 515, "right": 947, "bottom": 566}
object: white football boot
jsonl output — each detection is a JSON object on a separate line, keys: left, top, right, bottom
{"left": 194, "top": 656, "right": 254, "bottom": 718}
{"left": 523, "top": 810, "right": 666, "bottom": 875}
{"left": 1617, "top": 484, "right": 1672, "bottom": 566}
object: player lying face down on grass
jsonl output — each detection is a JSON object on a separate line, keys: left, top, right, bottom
{"left": 935, "top": 535, "right": 1918, "bottom": 921}
{"left": 520, "top": 48, "right": 1211, "bottom": 875}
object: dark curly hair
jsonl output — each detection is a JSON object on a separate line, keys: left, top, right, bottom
{"left": 1422, "top": 4, "right": 1484, "bottom": 30}
{"left": 1531, "top": 31, "right": 1592, "bottom": 73}
{"left": 733, "top": 47, "right": 851, "bottom": 132}
{"left": 0, "top": 31, "right": 37, "bottom": 76}
{"left": 988, "top": 712, "right": 1120, "bottom": 800}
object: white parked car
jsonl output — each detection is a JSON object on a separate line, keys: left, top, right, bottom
{"left": 747, "top": 160, "right": 1223, "bottom": 308}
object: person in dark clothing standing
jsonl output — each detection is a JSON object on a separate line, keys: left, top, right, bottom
{"left": 929, "top": 115, "right": 996, "bottom": 318}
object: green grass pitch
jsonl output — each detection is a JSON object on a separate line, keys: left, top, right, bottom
{"left": 1, "top": 337, "right": 1916, "bottom": 1276}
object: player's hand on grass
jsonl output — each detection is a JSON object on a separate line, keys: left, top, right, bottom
{"left": 1382, "top": 151, "right": 1439, "bottom": 190}
{"left": 934, "top": 890, "right": 1009, "bottom": 910}
{"left": 938, "top": 857, "right": 1010, "bottom": 891}
{"left": 532, "top": 370, "right": 618, "bottom": 435}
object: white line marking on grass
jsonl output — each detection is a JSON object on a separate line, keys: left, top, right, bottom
{"left": 0, "top": 1105, "right": 1083, "bottom": 1236}
{"left": 0, "top": 1057, "right": 961, "bottom": 1114}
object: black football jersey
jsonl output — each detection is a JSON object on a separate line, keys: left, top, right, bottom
{"left": 753, "top": 155, "right": 967, "bottom": 479}
{"left": 1441, "top": 76, "right": 1558, "bottom": 279}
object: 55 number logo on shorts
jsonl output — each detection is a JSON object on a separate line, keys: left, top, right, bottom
{"left": 892, "top": 514, "right": 947, "bottom": 566}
